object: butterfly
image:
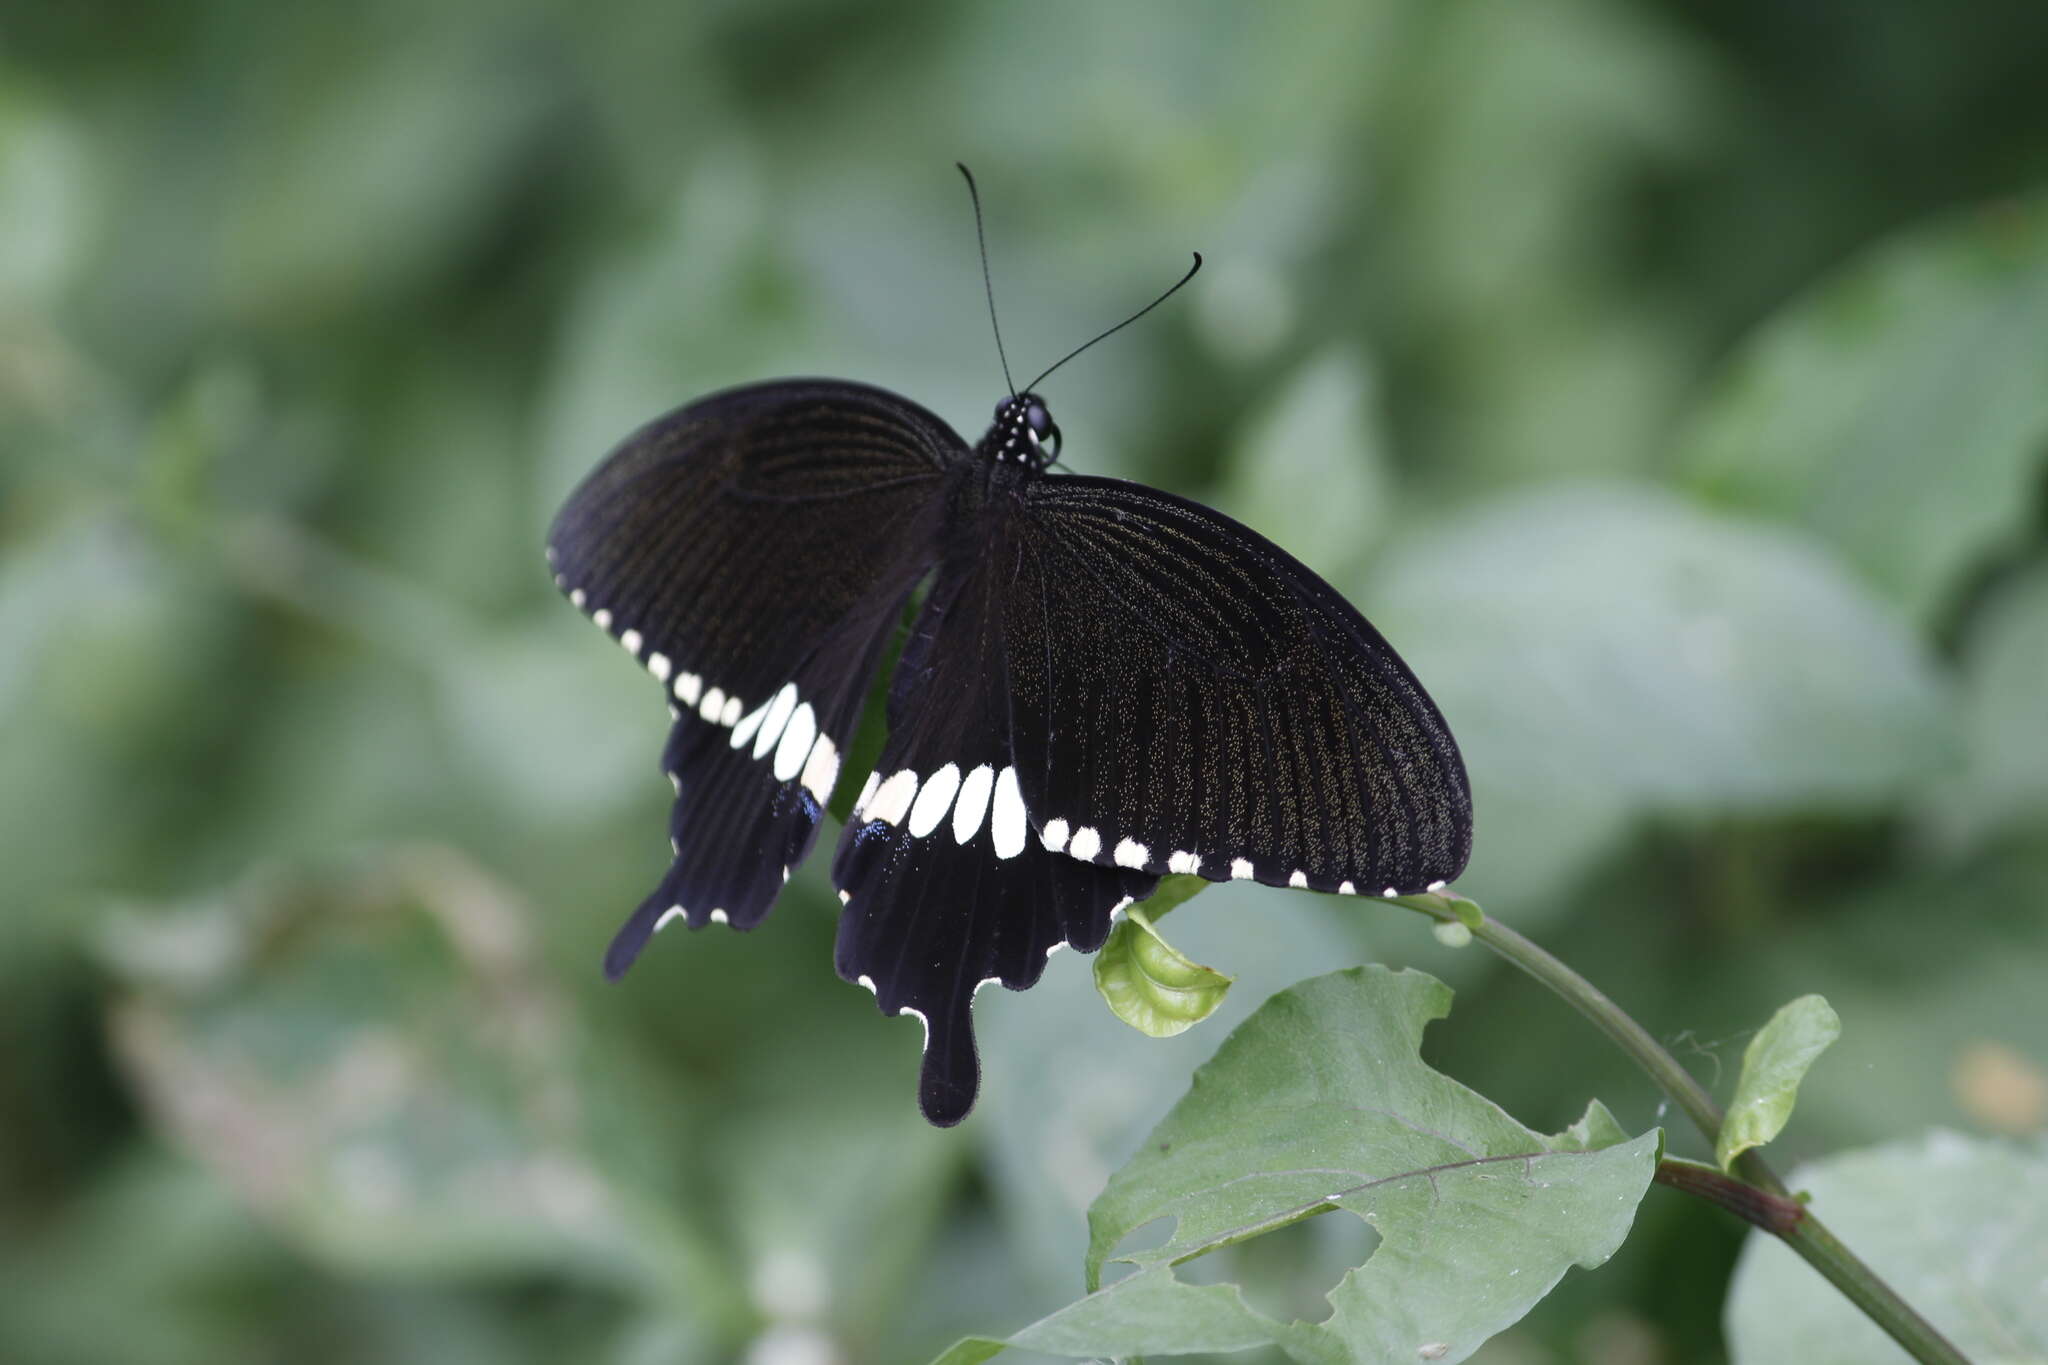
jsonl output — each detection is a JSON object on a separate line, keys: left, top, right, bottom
{"left": 547, "top": 169, "right": 1471, "bottom": 1126}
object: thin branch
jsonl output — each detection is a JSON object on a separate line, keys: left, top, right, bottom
{"left": 1655, "top": 1157, "right": 1805, "bottom": 1235}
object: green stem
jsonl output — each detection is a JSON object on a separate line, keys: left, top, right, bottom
{"left": 1393, "top": 894, "right": 1971, "bottom": 1365}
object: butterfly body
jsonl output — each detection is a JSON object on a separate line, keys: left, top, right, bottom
{"left": 551, "top": 377, "right": 1471, "bottom": 1125}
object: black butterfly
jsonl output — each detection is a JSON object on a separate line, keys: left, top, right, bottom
{"left": 548, "top": 172, "right": 1471, "bottom": 1126}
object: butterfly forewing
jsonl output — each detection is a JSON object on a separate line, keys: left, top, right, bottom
{"left": 547, "top": 381, "right": 962, "bottom": 970}
{"left": 1004, "top": 476, "right": 1471, "bottom": 898}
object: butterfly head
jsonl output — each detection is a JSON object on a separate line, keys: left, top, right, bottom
{"left": 986, "top": 392, "right": 1061, "bottom": 470}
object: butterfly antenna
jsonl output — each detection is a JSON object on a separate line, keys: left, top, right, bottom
{"left": 1024, "top": 252, "right": 1202, "bottom": 393}
{"left": 957, "top": 163, "right": 1016, "bottom": 398}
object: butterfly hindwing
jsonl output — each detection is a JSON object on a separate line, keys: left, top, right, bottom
{"left": 1004, "top": 475, "right": 1472, "bottom": 898}
{"left": 831, "top": 528, "right": 1156, "bottom": 1126}
{"left": 547, "top": 381, "right": 961, "bottom": 973}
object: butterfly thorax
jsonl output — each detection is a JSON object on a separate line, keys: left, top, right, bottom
{"left": 977, "top": 392, "right": 1061, "bottom": 473}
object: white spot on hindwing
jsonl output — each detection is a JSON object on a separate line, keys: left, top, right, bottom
{"left": 708, "top": 909, "right": 729, "bottom": 925}
{"left": 1067, "top": 826, "right": 1102, "bottom": 862}
{"left": 593, "top": 608, "right": 612, "bottom": 630}
{"left": 772, "top": 703, "right": 816, "bottom": 781}
{"left": 854, "top": 770, "right": 880, "bottom": 817}
{"left": 655, "top": 906, "right": 684, "bottom": 932}
{"left": 866, "top": 769, "right": 918, "bottom": 826}
{"left": 1113, "top": 838, "right": 1149, "bottom": 869}
{"left": 1168, "top": 850, "right": 1200, "bottom": 875}
{"left": 990, "top": 767, "right": 1027, "bottom": 859}
{"left": 620, "top": 628, "right": 642, "bottom": 656}
{"left": 699, "top": 686, "right": 726, "bottom": 723}
{"left": 730, "top": 701, "right": 769, "bottom": 750}
{"left": 800, "top": 736, "right": 840, "bottom": 799}
{"left": 753, "top": 684, "right": 800, "bottom": 760}
{"left": 1339, "top": 881, "right": 1357, "bottom": 896}
{"left": 1040, "top": 818, "right": 1070, "bottom": 853}
{"left": 675, "top": 672, "right": 702, "bottom": 706}
{"left": 898, "top": 1005, "right": 930, "bottom": 1048}
{"left": 569, "top": 588, "right": 586, "bottom": 609}
{"left": 718, "top": 694, "right": 742, "bottom": 727}
{"left": 952, "top": 764, "right": 995, "bottom": 844}
{"left": 1288, "top": 870, "right": 1308, "bottom": 889}
{"left": 907, "top": 763, "right": 962, "bottom": 837}
{"left": 1231, "top": 858, "right": 1255, "bottom": 880}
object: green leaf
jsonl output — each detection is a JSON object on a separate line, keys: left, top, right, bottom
{"left": 98, "top": 851, "right": 738, "bottom": 1317}
{"left": 1726, "top": 1132, "right": 2048, "bottom": 1364}
{"left": 1924, "top": 562, "right": 2048, "bottom": 851}
{"left": 972, "top": 892, "right": 1383, "bottom": 1313}
{"left": 930, "top": 1267, "right": 1276, "bottom": 1364}
{"left": 1093, "top": 899, "right": 1235, "bottom": 1039}
{"left": 1675, "top": 193, "right": 2048, "bottom": 622}
{"left": 1717, "top": 994, "right": 1842, "bottom": 1171}
{"left": 1364, "top": 484, "right": 1959, "bottom": 904}
{"left": 948, "top": 967, "right": 1656, "bottom": 1363}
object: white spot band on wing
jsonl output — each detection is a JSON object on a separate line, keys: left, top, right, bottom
{"left": 754, "top": 683, "right": 800, "bottom": 760}
{"left": 800, "top": 736, "right": 840, "bottom": 799}
{"left": 772, "top": 703, "right": 817, "bottom": 781}
{"left": 866, "top": 769, "right": 919, "bottom": 826}
{"left": 991, "top": 767, "right": 1028, "bottom": 859}
{"left": 907, "top": 763, "right": 962, "bottom": 838}
{"left": 730, "top": 700, "right": 769, "bottom": 751}
{"left": 951, "top": 764, "right": 995, "bottom": 843}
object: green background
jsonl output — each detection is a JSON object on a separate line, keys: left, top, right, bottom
{"left": 5, "top": 1, "right": 2047, "bottom": 1361}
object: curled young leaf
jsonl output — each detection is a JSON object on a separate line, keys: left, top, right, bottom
{"left": 1718, "top": 994, "right": 1842, "bottom": 1172}
{"left": 1093, "top": 897, "right": 1233, "bottom": 1039}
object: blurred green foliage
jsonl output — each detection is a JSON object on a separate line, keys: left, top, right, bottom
{"left": 5, "top": 1, "right": 2048, "bottom": 1362}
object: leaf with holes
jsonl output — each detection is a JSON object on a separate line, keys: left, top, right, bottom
{"left": 930, "top": 966, "right": 1660, "bottom": 1364}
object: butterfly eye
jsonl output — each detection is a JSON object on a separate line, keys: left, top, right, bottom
{"left": 1025, "top": 402, "right": 1051, "bottom": 437}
